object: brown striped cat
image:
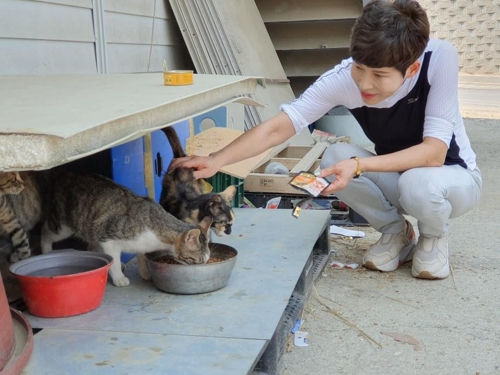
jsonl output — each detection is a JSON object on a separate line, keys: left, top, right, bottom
{"left": 160, "top": 126, "right": 236, "bottom": 236}
{"left": 40, "top": 171, "right": 212, "bottom": 286}
{"left": 0, "top": 172, "right": 46, "bottom": 263}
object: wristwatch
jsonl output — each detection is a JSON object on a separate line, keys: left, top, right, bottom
{"left": 350, "top": 156, "right": 361, "bottom": 179}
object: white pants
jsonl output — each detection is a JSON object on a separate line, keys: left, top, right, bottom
{"left": 321, "top": 143, "right": 482, "bottom": 238}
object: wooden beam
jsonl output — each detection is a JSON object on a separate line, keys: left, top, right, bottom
{"left": 289, "top": 141, "right": 328, "bottom": 176}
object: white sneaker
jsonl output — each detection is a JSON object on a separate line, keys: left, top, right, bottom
{"left": 363, "top": 220, "right": 416, "bottom": 272}
{"left": 411, "top": 236, "right": 450, "bottom": 279}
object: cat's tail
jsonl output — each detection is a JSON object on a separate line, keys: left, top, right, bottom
{"left": 162, "top": 126, "right": 186, "bottom": 159}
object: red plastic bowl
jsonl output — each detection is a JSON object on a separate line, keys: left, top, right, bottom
{"left": 9, "top": 250, "right": 113, "bottom": 318}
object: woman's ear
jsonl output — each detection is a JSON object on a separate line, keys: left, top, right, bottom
{"left": 405, "top": 61, "right": 421, "bottom": 79}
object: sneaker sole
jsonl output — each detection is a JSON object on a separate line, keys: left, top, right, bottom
{"left": 363, "top": 243, "right": 416, "bottom": 272}
{"left": 411, "top": 262, "right": 450, "bottom": 279}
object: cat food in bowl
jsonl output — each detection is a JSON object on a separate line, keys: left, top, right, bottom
{"left": 145, "top": 243, "right": 237, "bottom": 294}
{"left": 9, "top": 250, "right": 113, "bottom": 318}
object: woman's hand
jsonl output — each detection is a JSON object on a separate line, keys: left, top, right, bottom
{"left": 317, "top": 158, "right": 359, "bottom": 195}
{"left": 169, "top": 155, "right": 222, "bottom": 180}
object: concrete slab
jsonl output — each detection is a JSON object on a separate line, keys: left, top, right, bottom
{"left": 0, "top": 73, "right": 263, "bottom": 171}
{"left": 14, "top": 209, "right": 330, "bottom": 374}
{"left": 26, "top": 209, "right": 330, "bottom": 342}
{"left": 23, "top": 329, "right": 266, "bottom": 375}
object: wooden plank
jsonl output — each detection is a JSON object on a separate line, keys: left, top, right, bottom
{"left": 289, "top": 142, "right": 328, "bottom": 176}
{"left": 187, "top": 118, "right": 195, "bottom": 155}
{"left": 192, "top": 127, "right": 276, "bottom": 179}
{"left": 253, "top": 159, "right": 322, "bottom": 174}
{"left": 253, "top": 158, "right": 300, "bottom": 173}
{"left": 143, "top": 134, "right": 156, "bottom": 199}
{"left": 275, "top": 146, "right": 315, "bottom": 159}
{"left": 252, "top": 142, "right": 290, "bottom": 170}
{"left": 266, "top": 20, "right": 353, "bottom": 51}
{"left": 255, "top": 0, "right": 362, "bottom": 23}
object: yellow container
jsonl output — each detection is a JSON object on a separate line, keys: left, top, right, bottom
{"left": 163, "top": 70, "right": 194, "bottom": 86}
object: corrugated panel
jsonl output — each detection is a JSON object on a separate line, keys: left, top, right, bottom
{"left": 266, "top": 20, "right": 352, "bottom": 51}
{"left": 0, "top": 0, "right": 94, "bottom": 42}
{"left": 255, "top": 0, "right": 362, "bottom": 22}
{"left": 169, "top": 0, "right": 296, "bottom": 128}
{"left": 105, "top": 13, "right": 176, "bottom": 45}
{"left": 104, "top": 0, "right": 170, "bottom": 19}
{"left": 0, "top": 39, "right": 97, "bottom": 74}
{"left": 106, "top": 44, "right": 189, "bottom": 73}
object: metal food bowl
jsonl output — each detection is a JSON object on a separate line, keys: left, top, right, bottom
{"left": 145, "top": 243, "right": 237, "bottom": 295}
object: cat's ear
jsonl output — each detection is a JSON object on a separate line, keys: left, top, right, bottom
{"left": 185, "top": 228, "right": 201, "bottom": 246}
{"left": 220, "top": 186, "right": 237, "bottom": 202}
{"left": 199, "top": 216, "right": 213, "bottom": 233}
{"left": 208, "top": 195, "right": 222, "bottom": 207}
{"left": 15, "top": 172, "right": 24, "bottom": 183}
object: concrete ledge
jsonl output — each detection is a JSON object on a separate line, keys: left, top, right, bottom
{"left": 0, "top": 74, "right": 263, "bottom": 171}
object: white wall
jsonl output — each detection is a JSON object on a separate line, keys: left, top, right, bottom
{"left": 0, "top": 0, "right": 190, "bottom": 75}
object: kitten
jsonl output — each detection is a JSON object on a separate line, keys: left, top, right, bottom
{"left": 40, "top": 172, "right": 212, "bottom": 287}
{"left": 160, "top": 126, "right": 236, "bottom": 236}
{"left": 0, "top": 172, "right": 46, "bottom": 263}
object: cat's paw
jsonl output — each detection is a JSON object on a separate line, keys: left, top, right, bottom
{"left": 112, "top": 276, "right": 130, "bottom": 287}
{"left": 18, "top": 247, "right": 31, "bottom": 259}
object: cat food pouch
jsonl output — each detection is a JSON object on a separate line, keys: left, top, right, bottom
{"left": 289, "top": 171, "right": 330, "bottom": 197}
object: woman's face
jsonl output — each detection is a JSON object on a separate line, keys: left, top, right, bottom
{"left": 351, "top": 61, "right": 420, "bottom": 105}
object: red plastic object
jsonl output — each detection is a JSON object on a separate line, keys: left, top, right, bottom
{"left": 0, "top": 273, "right": 15, "bottom": 371}
{"left": 10, "top": 251, "right": 113, "bottom": 318}
{"left": 0, "top": 308, "right": 34, "bottom": 375}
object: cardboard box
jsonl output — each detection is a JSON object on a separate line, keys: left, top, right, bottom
{"left": 244, "top": 142, "right": 328, "bottom": 194}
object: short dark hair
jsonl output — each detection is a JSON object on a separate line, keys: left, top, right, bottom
{"left": 350, "top": 0, "right": 430, "bottom": 76}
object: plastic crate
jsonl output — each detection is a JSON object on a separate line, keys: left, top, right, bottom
{"left": 206, "top": 172, "right": 244, "bottom": 208}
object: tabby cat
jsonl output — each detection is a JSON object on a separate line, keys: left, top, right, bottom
{"left": 40, "top": 171, "right": 212, "bottom": 287}
{"left": 160, "top": 126, "right": 236, "bottom": 236}
{"left": 0, "top": 172, "right": 46, "bottom": 263}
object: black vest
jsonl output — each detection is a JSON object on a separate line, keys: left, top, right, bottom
{"left": 349, "top": 52, "right": 466, "bottom": 168}
{"left": 349, "top": 52, "right": 432, "bottom": 156}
